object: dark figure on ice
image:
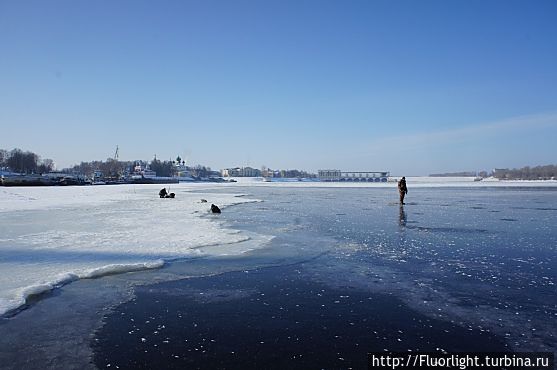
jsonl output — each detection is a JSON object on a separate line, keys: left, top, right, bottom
{"left": 159, "top": 188, "right": 175, "bottom": 198}
{"left": 398, "top": 177, "right": 408, "bottom": 205}
{"left": 211, "top": 204, "right": 221, "bottom": 214}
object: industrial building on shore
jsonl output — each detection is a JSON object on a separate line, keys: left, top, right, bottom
{"left": 318, "top": 170, "right": 390, "bottom": 182}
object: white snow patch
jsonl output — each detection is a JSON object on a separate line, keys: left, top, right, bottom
{"left": 0, "top": 184, "right": 266, "bottom": 315}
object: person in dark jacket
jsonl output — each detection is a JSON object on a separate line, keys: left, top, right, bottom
{"left": 398, "top": 177, "right": 408, "bottom": 204}
{"left": 159, "top": 188, "right": 168, "bottom": 198}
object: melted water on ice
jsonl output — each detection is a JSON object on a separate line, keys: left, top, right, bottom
{"left": 221, "top": 185, "right": 557, "bottom": 352}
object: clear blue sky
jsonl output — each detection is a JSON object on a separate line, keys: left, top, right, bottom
{"left": 1, "top": 0, "right": 556, "bottom": 175}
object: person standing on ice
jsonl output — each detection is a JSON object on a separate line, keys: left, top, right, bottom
{"left": 398, "top": 177, "right": 408, "bottom": 204}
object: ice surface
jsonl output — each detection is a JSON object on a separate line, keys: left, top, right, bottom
{"left": 1, "top": 179, "right": 556, "bottom": 343}
{"left": 0, "top": 184, "right": 264, "bottom": 315}
{"left": 218, "top": 184, "right": 557, "bottom": 352}
{"left": 1, "top": 179, "right": 556, "bottom": 362}
{"left": 226, "top": 176, "right": 557, "bottom": 188}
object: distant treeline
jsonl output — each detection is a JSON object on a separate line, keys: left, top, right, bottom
{"left": 66, "top": 159, "right": 214, "bottom": 178}
{"left": 0, "top": 148, "right": 54, "bottom": 174}
{"left": 0, "top": 148, "right": 215, "bottom": 178}
{"left": 493, "top": 165, "right": 557, "bottom": 180}
{"left": 430, "top": 171, "right": 479, "bottom": 177}
{"left": 430, "top": 165, "right": 557, "bottom": 180}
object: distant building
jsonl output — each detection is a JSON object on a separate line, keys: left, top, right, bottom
{"left": 133, "top": 164, "right": 156, "bottom": 178}
{"left": 241, "top": 167, "right": 261, "bottom": 177}
{"left": 318, "top": 170, "right": 390, "bottom": 182}
{"left": 318, "top": 170, "right": 342, "bottom": 181}
{"left": 222, "top": 168, "right": 240, "bottom": 177}
{"left": 174, "top": 162, "right": 192, "bottom": 178}
{"left": 222, "top": 167, "right": 261, "bottom": 177}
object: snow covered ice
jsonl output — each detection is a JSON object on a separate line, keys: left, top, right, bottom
{"left": 0, "top": 184, "right": 266, "bottom": 315}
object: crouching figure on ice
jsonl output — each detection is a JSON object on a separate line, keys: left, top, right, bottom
{"left": 159, "top": 188, "right": 175, "bottom": 198}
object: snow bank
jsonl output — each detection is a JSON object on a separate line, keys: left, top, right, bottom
{"left": 0, "top": 184, "right": 265, "bottom": 315}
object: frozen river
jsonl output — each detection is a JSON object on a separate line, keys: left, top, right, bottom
{"left": 0, "top": 180, "right": 556, "bottom": 368}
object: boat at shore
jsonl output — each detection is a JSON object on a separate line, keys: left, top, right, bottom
{"left": 1, "top": 173, "right": 54, "bottom": 186}
{"left": 130, "top": 164, "right": 179, "bottom": 184}
{"left": 1, "top": 173, "right": 89, "bottom": 187}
